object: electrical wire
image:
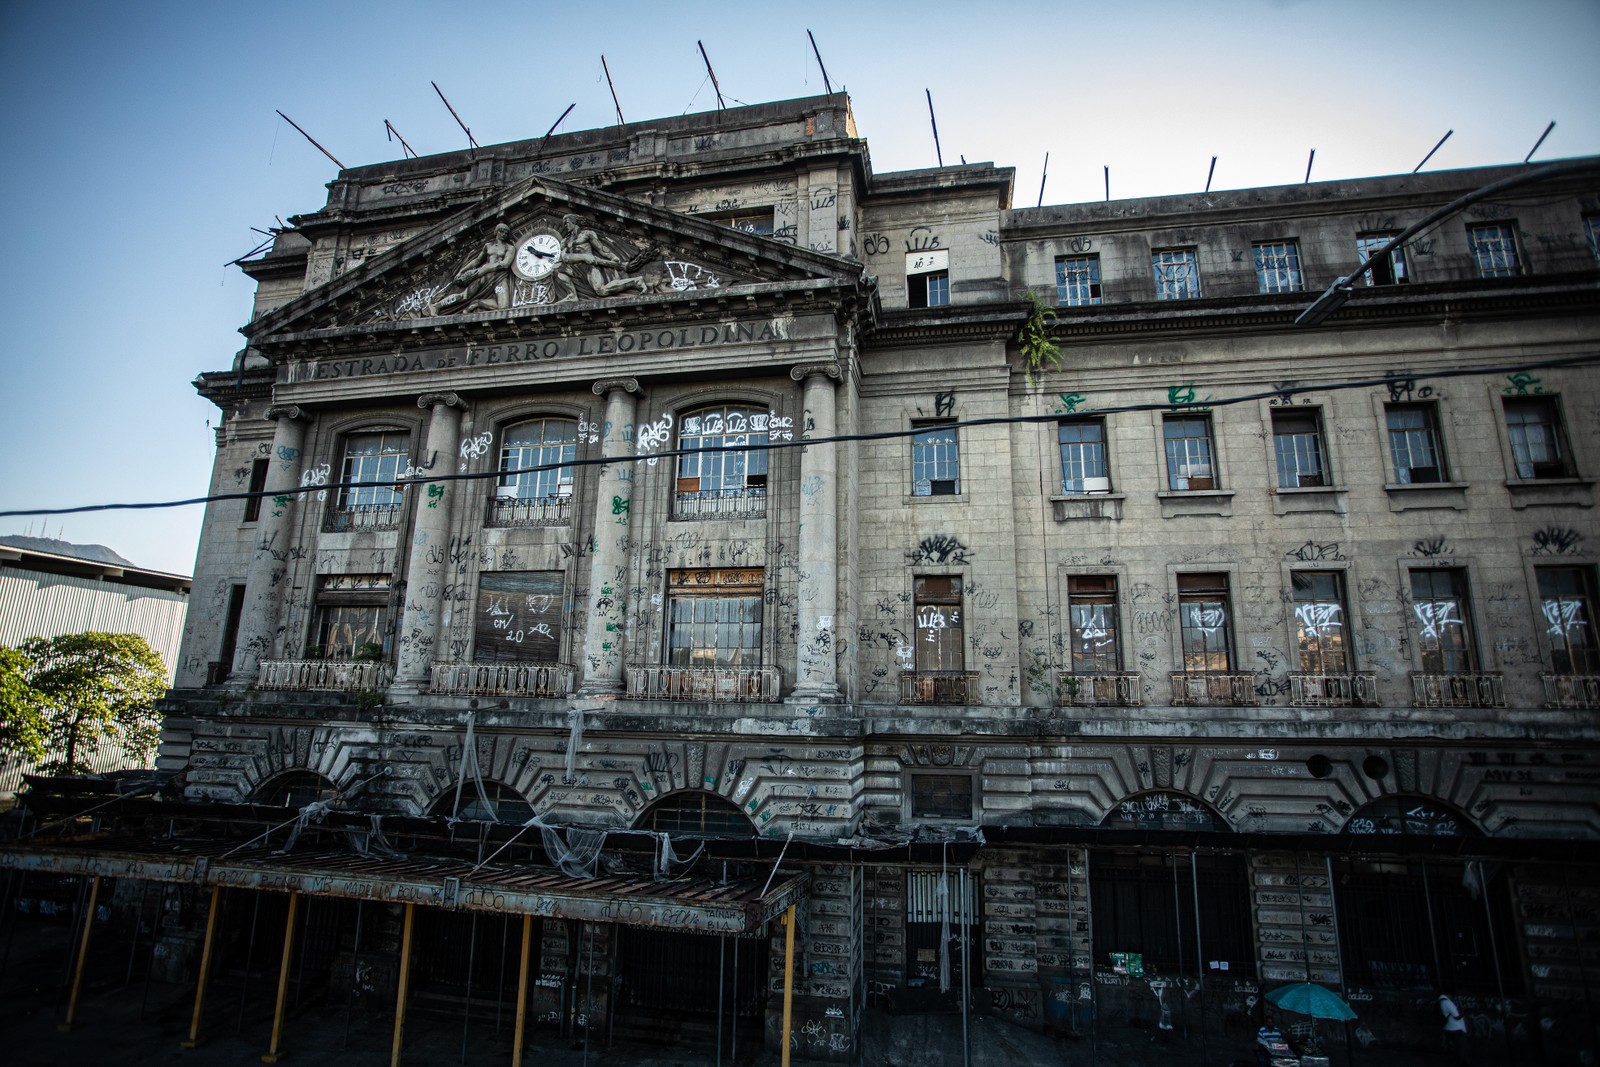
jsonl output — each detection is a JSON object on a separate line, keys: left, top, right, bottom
{"left": 2, "top": 351, "right": 1596, "bottom": 520}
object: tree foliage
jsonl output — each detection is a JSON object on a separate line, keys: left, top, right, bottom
{"left": 1017, "top": 291, "right": 1063, "bottom": 387}
{"left": 4, "top": 633, "right": 169, "bottom": 775}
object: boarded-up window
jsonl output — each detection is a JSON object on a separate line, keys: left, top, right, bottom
{"left": 910, "top": 774, "right": 972, "bottom": 819}
{"left": 474, "top": 571, "right": 563, "bottom": 664}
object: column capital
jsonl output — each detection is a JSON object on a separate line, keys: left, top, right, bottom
{"left": 265, "top": 404, "right": 304, "bottom": 422}
{"left": 417, "top": 391, "right": 463, "bottom": 411}
{"left": 591, "top": 377, "right": 640, "bottom": 397}
{"left": 790, "top": 362, "right": 841, "bottom": 383}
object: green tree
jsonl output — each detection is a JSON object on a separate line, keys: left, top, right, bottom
{"left": 0, "top": 645, "right": 48, "bottom": 763}
{"left": 12, "top": 632, "right": 169, "bottom": 775}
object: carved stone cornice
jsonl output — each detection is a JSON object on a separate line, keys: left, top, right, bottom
{"left": 791, "top": 362, "right": 842, "bottom": 383}
{"left": 591, "top": 377, "right": 641, "bottom": 397}
{"left": 417, "top": 392, "right": 463, "bottom": 411}
{"left": 265, "top": 404, "right": 304, "bottom": 422}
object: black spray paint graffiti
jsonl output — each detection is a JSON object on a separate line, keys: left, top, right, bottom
{"left": 1286, "top": 540, "right": 1348, "bottom": 562}
{"left": 907, "top": 536, "right": 973, "bottom": 565}
{"left": 1531, "top": 526, "right": 1583, "bottom": 555}
{"left": 1413, "top": 536, "right": 1450, "bottom": 558}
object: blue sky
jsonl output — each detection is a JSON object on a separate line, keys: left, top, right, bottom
{"left": 1, "top": 0, "right": 1596, "bottom": 576}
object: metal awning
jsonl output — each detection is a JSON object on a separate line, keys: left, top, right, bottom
{"left": 0, "top": 835, "right": 806, "bottom": 935}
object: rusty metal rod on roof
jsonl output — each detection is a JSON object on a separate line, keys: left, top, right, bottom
{"left": 1525, "top": 120, "right": 1556, "bottom": 163}
{"left": 926, "top": 89, "right": 943, "bottom": 167}
{"left": 275, "top": 110, "right": 345, "bottom": 170}
{"left": 698, "top": 41, "right": 725, "bottom": 109}
{"left": 602, "top": 55, "right": 624, "bottom": 124}
{"left": 432, "top": 81, "right": 479, "bottom": 149}
{"left": 384, "top": 119, "right": 417, "bottom": 159}
{"left": 1414, "top": 129, "right": 1453, "bottom": 173}
{"left": 807, "top": 30, "right": 834, "bottom": 95}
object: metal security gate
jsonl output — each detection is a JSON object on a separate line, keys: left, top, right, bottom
{"left": 905, "top": 869, "right": 981, "bottom": 989}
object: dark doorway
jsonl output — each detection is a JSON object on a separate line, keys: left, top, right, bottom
{"left": 615, "top": 927, "right": 768, "bottom": 1053}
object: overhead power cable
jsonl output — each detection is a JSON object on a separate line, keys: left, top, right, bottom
{"left": 2, "top": 353, "right": 1595, "bottom": 521}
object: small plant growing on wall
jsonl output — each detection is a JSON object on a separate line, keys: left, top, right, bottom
{"left": 1018, "top": 291, "right": 1062, "bottom": 387}
{"left": 302, "top": 644, "right": 325, "bottom": 661}
{"left": 351, "top": 642, "right": 385, "bottom": 663}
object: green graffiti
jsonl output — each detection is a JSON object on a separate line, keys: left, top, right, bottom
{"left": 270, "top": 494, "right": 291, "bottom": 517}
{"left": 426, "top": 483, "right": 445, "bottom": 508}
{"left": 1057, "top": 392, "right": 1086, "bottom": 414}
{"left": 1504, "top": 372, "right": 1543, "bottom": 395}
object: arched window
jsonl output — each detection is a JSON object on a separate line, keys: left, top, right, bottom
{"left": 635, "top": 790, "right": 755, "bottom": 836}
{"left": 254, "top": 770, "right": 337, "bottom": 808}
{"left": 1343, "top": 795, "right": 1476, "bottom": 837}
{"left": 675, "top": 404, "right": 769, "bottom": 518}
{"left": 428, "top": 781, "right": 535, "bottom": 824}
{"left": 492, "top": 418, "right": 577, "bottom": 527}
{"left": 330, "top": 429, "right": 410, "bottom": 530}
{"left": 1100, "top": 790, "right": 1227, "bottom": 832}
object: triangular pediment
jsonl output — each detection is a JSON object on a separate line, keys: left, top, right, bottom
{"left": 244, "top": 175, "right": 868, "bottom": 349}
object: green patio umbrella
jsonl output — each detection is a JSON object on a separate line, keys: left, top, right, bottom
{"left": 1265, "top": 982, "right": 1359, "bottom": 1021}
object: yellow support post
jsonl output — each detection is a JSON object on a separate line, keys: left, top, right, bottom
{"left": 58, "top": 875, "right": 102, "bottom": 1032}
{"left": 389, "top": 901, "right": 416, "bottom": 1067}
{"left": 780, "top": 903, "right": 796, "bottom": 1067}
{"left": 510, "top": 914, "right": 533, "bottom": 1067}
{"left": 261, "top": 891, "right": 300, "bottom": 1063}
{"left": 181, "top": 886, "right": 223, "bottom": 1047}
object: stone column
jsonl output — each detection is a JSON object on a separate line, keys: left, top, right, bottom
{"left": 392, "top": 392, "right": 465, "bottom": 695}
{"left": 790, "top": 363, "right": 843, "bottom": 703}
{"left": 228, "top": 405, "right": 307, "bottom": 686}
{"left": 578, "top": 378, "right": 641, "bottom": 696}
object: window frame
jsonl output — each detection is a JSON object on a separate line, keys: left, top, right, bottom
{"left": 913, "top": 575, "right": 965, "bottom": 674}
{"left": 473, "top": 570, "right": 565, "bottom": 665}
{"left": 1385, "top": 403, "right": 1448, "bottom": 485}
{"left": 1356, "top": 232, "right": 1410, "bottom": 286}
{"left": 1409, "top": 568, "right": 1478, "bottom": 674}
{"left": 1271, "top": 408, "right": 1329, "bottom": 489}
{"left": 310, "top": 573, "right": 392, "bottom": 660}
{"left": 1162, "top": 413, "right": 1218, "bottom": 491}
{"left": 1536, "top": 566, "right": 1600, "bottom": 675}
{"left": 1058, "top": 417, "right": 1111, "bottom": 494}
{"left": 908, "top": 773, "right": 975, "bottom": 821}
{"left": 1252, "top": 240, "right": 1304, "bottom": 294}
{"left": 242, "top": 458, "right": 269, "bottom": 523}
{"left": 1292, "top": 570, "right": 1352, "bottom": 674}
{"left": 673, "top": 403, "right": 771, "bottom": 518}
{"left": 1501, "top": 396, "right": 1574, "bottom": 481}
{"left": 497, "top": 417, "right": 578, "bottom": 502}
{"left": 1467, "top": 222, "right": 1524, "bottom": 278}
{"left": 1151, "top": 248, "right": 1201, "bottom": 300}
{"left": 1055, "top": 254, "right": 1103, "bottom": 306}
{"left": 911, "top": 419, "right": 960, "bottom": 497}
{"left": 664, "top": 568, "right": 765, "bottom": 670}
{"left": 1067, "top": 574, "right": 1123, "bottom": 674}
{"left": 330, "top": 427, "right": 411, "bottom": 527}
{"left": 1177, "top": 573, "right": 1235, "bottom": 672}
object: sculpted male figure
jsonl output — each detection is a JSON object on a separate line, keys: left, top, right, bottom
{"left": 555, "top": 214, "right": 654, "bottom": 299}
{"left": 428, "top": 222, "right": 516, "bottom": 315}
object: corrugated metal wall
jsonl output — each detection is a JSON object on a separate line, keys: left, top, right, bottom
{"left": 0, "top": 567, "right": 187, "bottom": 681}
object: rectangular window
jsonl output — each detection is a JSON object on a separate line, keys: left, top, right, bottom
{"left": 666, "top": 568, "right": 764, "bottom": 668}
{"left": 1386, "top": 404, "right": 1446, "bottom": 484}
{"left": 1151, "top": 248, "right": 1200, "bottom": 300}
{"left": 332, "top": 430, "right": 410, "bottom": 531}
{"left": 474, "top": 571, "right": 563, "bottom": 664}
{"left": 1058, "top": 418, "right": 1110, "bottom": 494}
{"left": 1091, "top": 853, "right": 1254, "bottom": 976}
{"left": 1357, "top": 232, "right": 1410, "bottom": 286}
{"left": 1055, "top": 254, "right": 1103, "bottom": 306}
{"left": 1468, "top": 223, "right": 1523, "bottom": 278}
{"left": 1253, "top": 241, "right": 1303, "bottom": 294}
{"left": 907, "top": 249, "right": 951, "bottom": 309}
{"left": 312, "top": 574, "right": 391, "bottom": 660}
{"left": 243, "top": 458, "right": 269, "bottom": 522}
{"left": 912, "top": 421, "right": 960, "bottom": 496}
{"left": 1178, "top": 574, "right": 1233, "bottom": 671}
{"left": 1163, "top": 414, "right": 1216, "bottom": 491}
{"left": 910, "top": 774, "right": 973, "bottom": 819}
{"left": 1068, "top": 575, "right": 1121, "bottom": 674}
{"left": 1504, "top": 397, "right": 1572, "bottom": 479}
{"left": 1538, "top": 567, "right": 1600, "bottom": 675}
{"left": 1293, "top": 571, "right": 1350, "bottom": 673}
{"left": 1272, "top": 409, "right": 1328, "bottom": 488}
{"left": 1410, "top": 569, "right": 1476, "bottom": 673}
{"left": 715, "top": 210, "right": 775, "bottom": 236}
{"left": 914, "top": 576, "right": 965, "bottom": 672}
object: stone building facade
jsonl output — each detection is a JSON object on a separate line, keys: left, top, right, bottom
{"left": 16, "top": 95, "right": 1600, "bottom": 1061}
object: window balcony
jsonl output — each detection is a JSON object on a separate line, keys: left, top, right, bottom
{"left": 257, "top": 659, "right": 394, "bottom": 692}
{"left": 1055, "top": 671, "right": 1143, "bottom": 707}
{"left": 1289, "top": 672, "right": 1379, "bottom": 707}
{"left": 1410, "top": 672, "right": 1507, "bottom": 708}
{"left": 899, "top": 670, "right": 981, "bottom": 706}
{"left": 430, "top": 661, "right": 574, "bottom": 697}
{"left": 324, "top": 502, "right": 405, "bottom": 532}
{"left": 628, "top": 665, "right": 781, "bottom": 703}
{"left": 1540, "top": 673, "right": 1600, "bottom": 709}
{"left": 673, "top": 487, "right": 767, "bottom": 520}
{"left": 485, "top": 493, "right": 573, "bottom": 528}
{"left": 1169, "top": 672, "right": 1261, "bottom": 706}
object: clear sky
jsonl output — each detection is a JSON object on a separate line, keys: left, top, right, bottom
{"left": 1, "top": 0, "right": 1596, "bottom": 576}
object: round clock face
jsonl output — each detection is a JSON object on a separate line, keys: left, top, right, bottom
{"left": 514, "top": 232, "right": 563, "bottom": 280}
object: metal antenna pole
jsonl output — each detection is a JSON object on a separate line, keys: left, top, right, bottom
{"left": 601, "top": 55, "right": 625, "bottom": 124}
{"left": 1525, "top": 120, "right": 1556, "bottom": 162}
{"left": 432, "top": 81, "right": 479, "bottom": 149}
{"left": 698, "top": 41, "right": 726, "bottom": 109}
{"left": 1103, "top": 165, "right": 1110, "bottom": 202}
{"left": 1414, "top": 129, "right": 1453, "bottom": 173}
{"left": 1205, "top": 156, "right": 1217, "bottom": 193}
{"left": 275, "top": 110, "right": 345, "bottom": 169}
{"left": 807, "top": 30, "right": 834, "bottom": 94}
{"left": 925, "top": 89, "right": 943, "bottom": 167}
{"left": 1037, "top": 152, "right": 1049, "bottom": 208}
{"left": 1304, "top": 148, "right": 1316, "bottom": 184}
{"left": 384, "top": 120, "right": 418, "bottom": 159}
{"left": 534, "top": 103, "right": 576, "bottom": 160}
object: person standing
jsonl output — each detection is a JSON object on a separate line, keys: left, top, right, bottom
{"left": 1439, "top": 992, "right": 1469, "bottom": 1064}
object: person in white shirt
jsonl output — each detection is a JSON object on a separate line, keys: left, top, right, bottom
{"left": 1439, "top": 993, "right": 1468, "bottom": 1063}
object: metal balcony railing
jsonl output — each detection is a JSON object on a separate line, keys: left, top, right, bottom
{"left": 1055, "top": 671, "right": 1144, "bottom": 707}
{"left": 1410, "top": 672, "right": 1507, "bottom": 708}
{"left": 1169, "top": 672, "right": 1261, "bottom": 706}
{"left": 485, "top": 493, "right": 573, "bottom": 528}
{"left": 323, "top": 502, "right": 405, "bottom": 532}
{"left": 258, "top": 659, "right": 394, "bottom": 692}
{"left": 1539, "top": 673, "right": 1600, "bottom": 709}
{"left": 673, "top": 487, "right": 767, "bottom": 520}
{"left": 628, "top": 665, "right": 781, "bottom": 703}
{"left": 1289, "top": 672, "right": 1379, "bottom": 707}
{"left": 430, "top": 661, "right": 574, "bottom": 697}
{"left": 899, "top": 671, "right": 982, "bottom": 706}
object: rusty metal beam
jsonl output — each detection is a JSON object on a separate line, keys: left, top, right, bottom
{"left": 58, "top": 875, "right": 101, "bottom": 1032}
{"left": 390, "top": 901, "right": 415, "bottom": 1067}
{"left": 181, "top": 885, "right": 222, "bottom": 1047}
{"left": 261, "top": 891, "right": 299, "bottom": 1063}
{"left": 511, "top": 913, "right": 533, "bottom": 1067}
